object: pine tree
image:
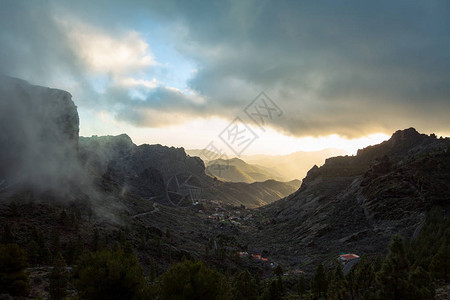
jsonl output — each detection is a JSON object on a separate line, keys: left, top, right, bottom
{"left": 272, "top": 265, "right": 284, "bottom": 297}
{"left": 327, "top": 265, "right": 345, "bottom": 300}
{"left": 375, "top": 235, "right": 410, "bottom": 299}
{"left": 0, "top": 243, "right": 30, "bottom": 296}
{"left": 49, "top": 253, "right": 69, "bottom": 300}
{"left": 31, "top": 226, "right": 50, "bottom": 263}
{"left": 2, "top": 224, "right": 14, "bottom": 243}
{"left": 429, "top": 243, "right": 449, "bottom": 282}
{"left": 311, "top": 263, "right": 327, "bottom": 299}
{"left": 27, "top": 240, "right": 40, "bottom": 266}
{"left": 262, "top": 279, "right": 283, "bottom": 300}
{"left": 74, "top": 248, "right": 146, "bottom": 300}
{"left": 231, "top": 270, "right": 258, "bottom": 300}
{"left": 158, "top": 260, "right": 229, "bottom": 300}
{"left": 92, "top": 228, "right": 100, "bottom": 251}
{"left": 347, "top": 255, "right": 376, "bottom": 300}
{"left": 50, "top": 231, "right": 61, "bottom": 256}
{"left": 408, "top": 266, "right": 434, "bottom": 300}
{"left": 297, "top": 274, "right": 307, "bottom": 298}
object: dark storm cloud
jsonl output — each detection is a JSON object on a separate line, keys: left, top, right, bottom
{"left": 1, "top": 0, "right": 449, "bottom": 137}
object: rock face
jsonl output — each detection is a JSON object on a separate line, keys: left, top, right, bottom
{"left": 253, "top": 128, "right": 450, "bottom": 270}
{"left": 0, "top": 76, "right": 80, "bottom": 191}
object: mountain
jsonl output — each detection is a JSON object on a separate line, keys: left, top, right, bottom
{"left": 187, "top": 148, "right": 350, "bottom": 181}
{"left": 205, "top": 157, "right": 288, "bottom": 183}
{"left": 0, "top": 76, "right": 85, "bottom": 195}
{"left": 249, "top": 128, "right": 450, "bottom": 271}
{"left": 186, "top": 149, "right": 219, "bottom": 162}
{"left": 79, "top": 134, "right": 299, "bottom": 208}
{"left": 241, "top": 148, "right": 350, "bottom": 181}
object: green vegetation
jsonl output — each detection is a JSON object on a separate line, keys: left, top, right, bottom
{"left": 231, "top": 270, "right": 259, "bottom": 300}
{"left": 49, "top": 253, "right": 69, "bottom": 300}
{"left": 0, "top": 243, "right": 30, "bottom": 297}
{"left": 281, "top": 206, "right": 448, "bottom": 299}
{"left": 0, "top": 205, "right": 447, "bottom": 299}
{"left": 311, "top": 263, "right": 327, "bottom": 298}
{"left": 158, "top": 260, "right": 229, "bottom": 300}
{"left": 74, "top": 248, "right": 146, "bottom": 300}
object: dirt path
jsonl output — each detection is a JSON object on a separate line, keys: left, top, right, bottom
{"left": 131, "top": 202, "right": 159, "bottom": 218}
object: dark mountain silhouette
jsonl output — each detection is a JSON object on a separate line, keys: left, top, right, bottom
{"left": 79, "top": 134, "right": 299, "bottom": 208}
{"left": 249, "top": 128, "right": 450, "bottom": 271}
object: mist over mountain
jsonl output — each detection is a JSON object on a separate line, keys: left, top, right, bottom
{"left": 0, "top": 76, "right": 85, "bottom": 195}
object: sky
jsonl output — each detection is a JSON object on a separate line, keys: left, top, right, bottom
{"left": 1, "top": 0, "right": 449, "bottom": 156}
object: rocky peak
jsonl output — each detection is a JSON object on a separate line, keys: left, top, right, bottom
{"left": 300, "top": 129, "right": 449, "bottom": 186}
{"left": 387, "top": 127, "right": 423, "bottom": 145}
{"left": 0, "top": 76, "right": 80, "bottom": 190}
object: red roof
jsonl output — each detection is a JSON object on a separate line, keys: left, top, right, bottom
{"left": 253, "top": 254, "right": 262, "bottom": 260}
{"left": 339, "top": 254, "right": 360, "bottom": 260}
{"left": 261, "top": 257, "right": 268, "bottom": 262}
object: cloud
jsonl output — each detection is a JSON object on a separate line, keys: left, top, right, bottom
{"left": 58, "top": 18, "right": 156, "bottom": 76}
{"left": 1, "top": 0, "right": 449, "bottom": 138}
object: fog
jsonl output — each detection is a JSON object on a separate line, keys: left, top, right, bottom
{"left": 0, "top": 76, "right": 87, "bottom": 197}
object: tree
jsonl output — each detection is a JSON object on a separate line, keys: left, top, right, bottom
{"left": 74, "top": 248, "right": 145, "bottom": 300}
{"left": 50, "top": 231, "right": 61, "bottom": 256}
{"left": 231, "top": 270, "right": 258, "bottom": 300}
{"left": 346, "top": 255, "right": 376, "bottom": 300}
{"left": 297, "top": 274, "right": 307, "bottom": 298}
{"left": 158, "top": 260, "right": 229, "bottom": 300}
{"left": 408, "top": 266, "right": 434, "bottom": 300}
{"left": 27, "top": 240, "right": 40, "bottom": 266}
{"left": 311, "top": 263, "right": 327, "bottom": 299}
{"left": 92, "top": 228, "right": 100, "bottom": 251}
{"left": 271, "top": 265, "right": 284, "bottom": 297}
{"left": 327, "top": 265, "right": 345, "bottom": 300}
{"left": 375, "top": 235, "right": 410, "bottom": 300}
{"left": 31, "top": 226, "right": 50, "bottom": 263}
{"left": 262, "top": 279, "right": 283, "bottom": 300}
{"left": 0, "top": 243, "right": 30, "bottom": 297}
{"left": 273, "top": 265, "right": 283, "bottom": 277}
{"left": 429, "top": 243, "right": 449, "bottom": 282}
{"left": 49, "top": 253, "right": 69, "bottom": 300}
{"left": 2, "top": 224, "right": 14, "bottom": 243}
{"left": 59, "top": 210, "right": 68, "bottom": 226}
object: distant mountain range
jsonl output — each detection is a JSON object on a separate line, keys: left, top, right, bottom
{"left": 187, "top": 148, "right": 349, "bottom": 181}
{"left": 205, "top": 157, "right": 288, "bottom": 183}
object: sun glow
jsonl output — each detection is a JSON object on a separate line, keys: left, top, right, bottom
{"left": 79, "top": 113, "right": 391, "bottom": 157}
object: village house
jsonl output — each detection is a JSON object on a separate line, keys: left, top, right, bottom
{"left": 252, "top": 254, "right": 262, "bottom": 260}
{"left": 338, "top": 253, "right": 361, "bottom": 275}
{"left": 338, "top": 253, "right": 360, "bottom": 264}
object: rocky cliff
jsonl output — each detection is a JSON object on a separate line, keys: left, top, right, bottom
{"left": 0, "top": 76, "right": 80, "bottom": 192}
